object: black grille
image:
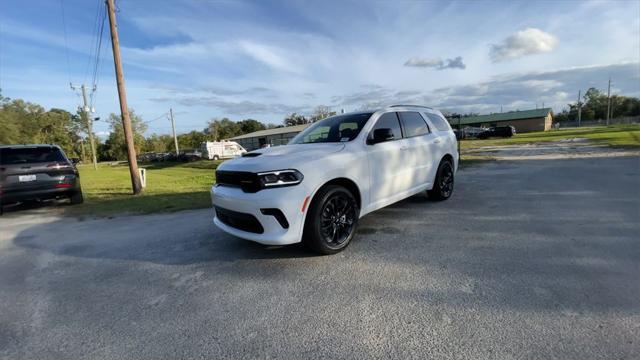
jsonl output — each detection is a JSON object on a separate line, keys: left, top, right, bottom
{"left": 215, "top": 206, "right": 264, "bottom": 234}
{"left": 215, "top": 170, "right": 261, "bottom": 193}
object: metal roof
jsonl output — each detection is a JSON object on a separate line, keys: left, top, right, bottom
{"left": 451, "top": 108, "right": 552, "bottom": 126}
{"left": 229, "top": 123, "right": 311, "bottom": 140}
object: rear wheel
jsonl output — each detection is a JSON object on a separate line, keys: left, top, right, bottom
{"left": 303, "top": 185, "right": 359, "bottom": 255}
{"left": 70, "top": 191, "right": 84, "bottom": 205}
{"left": 428, "top": 159, "right": 454, "bottom": 201}
{"left": 213, "top": 155, "right": 220, "bottom": 160}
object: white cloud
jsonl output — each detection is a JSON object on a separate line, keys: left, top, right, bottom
{"left": 404, "top": 58, "right": 443, "bottom": 67}
{"left": 404, "top": 56, "right": 466, "bottom": 70}
{"left": 237, "top": 40, "right": 300, "bottom": 73}
{"left": 490, "top": 28, "right": 558, "bottom": 62}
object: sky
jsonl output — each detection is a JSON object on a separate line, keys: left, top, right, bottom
{"left": 1, "top": 0, "right": 639, "bottom": 137}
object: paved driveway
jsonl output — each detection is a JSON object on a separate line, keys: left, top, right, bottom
{"left": 1, "top": 157, "right": 639, "bottom": 359}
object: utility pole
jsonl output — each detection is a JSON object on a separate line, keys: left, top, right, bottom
{"left": 79, "top": 138, "right": 86, "bottom": 162}
{"left": 577, "top": 90, "right": 582, "bottom": 127}
{"left": 169, "top": 108, "right": 179, "bottom": 157}
{"left": 606, "top": 77, "right": 611, "bottom": 125}
{"left": 81, "top": 85, "right": 98, "bottom": 170}
{"left": 106, "top": 0, "right": 142, "bottom": 194}
{"left": 71, "top": 83, "right": 98, "bottom": 169}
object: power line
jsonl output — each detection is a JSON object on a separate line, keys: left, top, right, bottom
{"left": 84, "top": 0, "right": 103, "bottom": 84}
{"left": 59, "top": 0, "right": 73, "bottom": 87}
{"left": 89, "top": 5, "right": 107, "bottom": 108}
{"left": 142, "top": 112, "right": 170, "bottom": 124}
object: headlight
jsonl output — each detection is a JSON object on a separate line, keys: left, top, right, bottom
{"left": 257, "top": 169, "right": 303, "bottom": 189}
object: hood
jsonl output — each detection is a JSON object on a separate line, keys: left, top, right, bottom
{"left": 218, "top": 143, "right": 345, "bottom": 172}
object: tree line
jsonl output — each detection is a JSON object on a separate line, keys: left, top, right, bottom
{"left": 554, "top": 87, "right": 640, "bottom": 122}
{"left": 0, "top": 92, "right": 338, "bottom": 162}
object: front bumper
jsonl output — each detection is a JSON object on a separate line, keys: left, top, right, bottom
{"left": 211, "top": 183, "right": 311, "bottom": 245}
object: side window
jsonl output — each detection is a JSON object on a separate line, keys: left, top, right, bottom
{"left": 369, "top": 112, "right": 402, "bottom": 141}
{"left": 398, "top": 112, "right": 430, "bottom": 137}
{"left": 425, "top": 113, "right": 452, "bottom": 131}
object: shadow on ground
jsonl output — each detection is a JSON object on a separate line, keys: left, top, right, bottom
{"left": 6, "top": 157, "right": 640, "bottom": 314}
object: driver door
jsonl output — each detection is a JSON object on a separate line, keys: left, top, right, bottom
{"left": 366, "top": 112, "right": 412, "bottom": 208}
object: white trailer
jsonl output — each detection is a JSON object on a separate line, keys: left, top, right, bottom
{"left": 200, "top": 141, "right": 247, "bottom": 160}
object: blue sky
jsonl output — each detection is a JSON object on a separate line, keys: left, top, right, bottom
{"left": 1, "top": 0, "right": 639, "bottom": 137}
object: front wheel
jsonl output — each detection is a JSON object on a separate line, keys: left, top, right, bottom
{"left": 303, "top": 185, "right": 359, "bottom": 255}
{"left": 428, "top": 159, "right": 454, "bottom": 201}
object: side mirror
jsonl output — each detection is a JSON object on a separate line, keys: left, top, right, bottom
{"left": 368, "top": 128, "right": 395, "bottom": 145}
{"left": 70, "top": 158, "right": 80, "bottom": 165}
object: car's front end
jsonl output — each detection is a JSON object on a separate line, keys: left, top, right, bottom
{"left": 211, "top": 168, "right": 311, "bottom": 245}
{"left": 210, "top": 143, "right": 347, "bottom": 245}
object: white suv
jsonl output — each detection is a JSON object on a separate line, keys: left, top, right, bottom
{"left": 211, "top": 105, "right": 458, "bottom": 254}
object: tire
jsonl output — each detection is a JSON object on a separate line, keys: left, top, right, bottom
{"left": 213, "top": 155, "right": 220, "bottom": 161}
{"left": 303, "top": 185, "right": 359, "bottom": 255}
{"left": 428, "top": 159, "right": 454, "bottom": 201}
{"left": 70, "top": 191, "right": 84, "bottom": 205}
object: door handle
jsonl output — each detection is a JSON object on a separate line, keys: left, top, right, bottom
{"left": 400, "top": 146, "right": 409, "bottom": 151}
{"left": 434, "top": 139, "right": 441, "bottom": 144}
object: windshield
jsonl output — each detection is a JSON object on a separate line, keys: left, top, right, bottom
{"left": 0, "top": 147, "right": 67, "bottom": 165}
{"left": 289, "top": 112, "right": 374, "bottom": 144}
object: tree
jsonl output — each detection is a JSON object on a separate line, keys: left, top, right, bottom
{"left": 283, "top": 112, "right": 309, "bottom": 126}
{"left": 177, "top": 130, "right": 208, "bottom": 149}
{"left": 555, "top": 87, "right": 640, "bottom": 122}
{"left": 309, "top": 105, "right": 336, "bottom": 122}
{"left": 103, "top": 109, "right": 147, "bottom": 161}
{"left": 238, "top": 119, "right": 266, "bottom": 134}
{"left": 144, "top": 133, "right": 173, "bottom": 153}
{"left": 0, "top": 95, "right": 79, "bottom": 156}
{"left": 205, "top": 118, "right": 241, "bottom": 140}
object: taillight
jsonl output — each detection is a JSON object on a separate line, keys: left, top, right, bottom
{"left": 47, "top": 162, "right": 71, "bottom": 169}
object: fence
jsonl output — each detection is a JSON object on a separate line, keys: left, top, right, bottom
{"left": 555, "top": 116, "right": 640, "bottom": 129}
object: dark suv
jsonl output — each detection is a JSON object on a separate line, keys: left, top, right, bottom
{"left": 0, "top": 145, "right": 83, "bottom": 211}
{"left": 477, "top": 125, "right": 516, "bottom": 139}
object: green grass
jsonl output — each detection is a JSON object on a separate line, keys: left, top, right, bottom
{"left": 461, "top": 124, "right": 640, "bottom": 151}
{"left": 69, "top": 160, "right": 221, "bottom": 216}
{"left": 65, "top": 125, "right": 638, "bottom": 217}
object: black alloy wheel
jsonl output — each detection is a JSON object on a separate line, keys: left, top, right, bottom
{"left": 303, "top": 185, "right": 359, "bottom": 254}
{"left": 320, "top": 192, "right": 357, "bottom": 247}
{"left": 428, "top": 159, "right": 454, "bottom": 201}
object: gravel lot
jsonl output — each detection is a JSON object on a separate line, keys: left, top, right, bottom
{"left": 466, "top": 138, "right": 640, "bottom": 160}
{"left": 1, "top": 157, "right": 639, "bottom": 359}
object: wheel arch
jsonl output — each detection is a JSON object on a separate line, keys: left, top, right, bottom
{"left": 315, "top": 177, "right": 362, "bottom": 210}
{"left": 441, "top": 153, "right": 454, "bottom": 165}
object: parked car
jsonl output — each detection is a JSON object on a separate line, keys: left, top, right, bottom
{"left": 0, "top": 145, "right": 83, "bottom": 212}
{"left": 210, "top": 105, "right": 458, "bottom": 254}
{"left": 178, "top": 149, "right": 202, "bottom": 162}
{"left": 477, "top": 125, "right": 516, "bottom": 139}
{"left": 200, "top": 141, "right": 246, "bottom": 160}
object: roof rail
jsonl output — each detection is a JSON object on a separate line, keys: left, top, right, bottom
{"left": 388, "top": 104, "right": 433, "bottom": 109}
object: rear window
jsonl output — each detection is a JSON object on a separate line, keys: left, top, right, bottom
{"left": 0, "top": 147, "right": 67, "bottom": 165}
{"left": 399, "top": 112, "right": 430, "bottom": 137}
{"left": 425, "top": 113, "right": 452, "bottom": 131}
